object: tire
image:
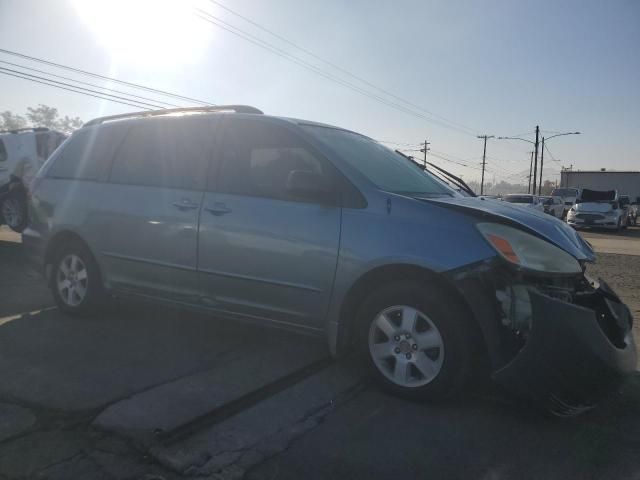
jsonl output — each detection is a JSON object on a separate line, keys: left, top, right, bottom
{"left": 1, "top": 192, "right": 28, "bottom": 233}
{"left": 50, "top": 239, "right": 105, "bottom": 315}
{"left": 355, "top": 280, "right": 479, "bottom": 400}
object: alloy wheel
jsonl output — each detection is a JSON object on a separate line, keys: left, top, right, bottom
{"left": 56, "top": 254, "right": 89, "bottom": 307}
{"left": 368, "top": 305, "right": 445, "bottom": 387}
{"left": 1, "top": 198, "right": 23, "bottom": 229}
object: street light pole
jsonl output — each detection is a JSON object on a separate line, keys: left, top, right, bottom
{"left": 497, "top": 129, "right": 579, "bottom": 195}
{"left": 528, "top": 151, "right": 534, "bottom": 193}
{"left": 532, "top": 126, "right": 540, "bottom": 195}
{"left": 538, "top": 137, "right": 545, "bottom": 195}
{"left": 477, "top": 134, "right": 494, "bottom": 195}
{"left": 538, "top": 132, "right": 580, "bottom": 194}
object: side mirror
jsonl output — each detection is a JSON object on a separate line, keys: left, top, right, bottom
{"left": 286, "top": 170, "right": 334, "bottom": 202}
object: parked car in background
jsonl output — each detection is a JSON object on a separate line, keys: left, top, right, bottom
{"left": 628, "top": 201, "right": 638, "bottom": 226}
{"left": 23, "top": 106, "right": 636, "bottom": 415}
{"left": 539, "top": 195, "right": 564, "bottom": 218}
{"left": 551, "top": 187, "right": 580, "bottom": 218}
{"left": 619, "top": 195, "right": 632, "bottom": 225}
{"left": 567, "top": 189, "right": 628, "bottom": 231}
{"left": 503, "top": 194, "right": 545, "bottom": 213}
{"left": 0, "top": 127, "right": 66, "bottom": 232}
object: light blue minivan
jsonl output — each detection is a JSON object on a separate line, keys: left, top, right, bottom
{"left": 24, "top": 106, "right": 636, "bottom": 414}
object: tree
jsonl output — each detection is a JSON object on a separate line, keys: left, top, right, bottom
{"left": 540, "top": 179, "right": 555, "bottom": 196}
{"left": 0, "top": 104, "right": 83, "bottom": 133}
{"left": 26, "top": 104, "right": 61, "bottom": 129}
{"left": 57, "top": 115, "right": 84, "bottom": 132}
{"left": 0, "top": 111, "right": 28, "bottom": 130}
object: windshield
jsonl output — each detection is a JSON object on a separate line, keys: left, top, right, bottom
{"left": 302, "top": 125, "right": 454, "bottom": 197}
{"left": 505, "top": 195, "right": 533, "bottom": 204}
{"left": 551, "top": 188, "right": 578, "bottom": 197}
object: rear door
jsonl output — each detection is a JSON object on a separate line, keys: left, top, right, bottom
{"left": 94, "top": 117, "right": 214, "bottom": 302}
{"left": 197, "top": 117, "right": 341, "bottom": 330}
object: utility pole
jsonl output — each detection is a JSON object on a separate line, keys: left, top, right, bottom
{"left": 538, "top": 136, "right": 545, "bottom": 195}
{"left": 528, "top": 151, "right": 534, "bottom": 193}
{"left": 532, "top": 125, "right": 540, "bottom": 195}
{"left": 477, "top": 135, "right": 494, "bottom": 195}
{"left": 420, "top": 140, "right": 430, "bottom": 168}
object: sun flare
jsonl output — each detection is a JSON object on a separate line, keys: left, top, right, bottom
{"left": 72, "top": 0, "right": 212, "bottom": 67}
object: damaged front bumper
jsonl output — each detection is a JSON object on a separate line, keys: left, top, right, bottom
{"left": 492, "top": 279, "right": 636, "bottom": 415}
{"left": 449, "top": 261, "right": 636, "bottom": 415}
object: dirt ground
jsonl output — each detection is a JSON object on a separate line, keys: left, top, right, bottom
{"left": 586, "top": 252, "right": 640, "bottom": 347}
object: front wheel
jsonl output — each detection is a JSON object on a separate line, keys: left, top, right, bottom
{"left": 50, "top": 241, "right": 105, "bottom": 315}
{"left": 356, "top": 281, "right": 479, "bottom": 400}
{"left": 1, "top": 192, "right": 28, "bottom": 232}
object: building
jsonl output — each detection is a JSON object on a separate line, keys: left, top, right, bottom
{"left": 560, "top": 170, "right": 640, "bottom": 203}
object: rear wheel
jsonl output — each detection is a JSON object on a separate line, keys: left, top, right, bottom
{"left": 50, "top": 240, "right": 105, "bottom": 315}
{"left": 356, "top": 281, "right": 478, "bottom": 400}
{"left": 1, "top": 192, "right": 28, "bottom": 233}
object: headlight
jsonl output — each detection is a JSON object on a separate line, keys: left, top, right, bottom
{"left": 477, "top": 223, "right": 581, "bottom": 274}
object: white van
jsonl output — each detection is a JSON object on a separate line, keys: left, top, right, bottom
{"left": 0, "top": 127, "right": 66, "bottom": 231}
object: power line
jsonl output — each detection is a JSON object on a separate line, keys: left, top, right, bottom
{"left": 0, "top": 67, "right": 166, "bottom": 109}
{"left": 0, "top": 70, "right": 152, "bottom": 110}
{"left": 207, "top": 0, "right": 480, "bottom": 136}
{"left": 377, "top": 140, "right": 421, "bottom": 147}
{"left": 195, "top": 8, "right": 478, "bottom": 137}
{"left": 0, "top": 48, "right": 213, "bottom": 106}
{"left": 0, "top": 60, "right": 181, "bottom": 108}
{"left": 544, "top": 142, "right": 561, "bottom": 164}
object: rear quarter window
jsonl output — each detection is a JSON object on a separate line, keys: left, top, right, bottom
{"left": 47, "top": 125, "right": 126, "bottom": 181}
{"left": 0, "top": 140, "right": 6, "bottom": 162}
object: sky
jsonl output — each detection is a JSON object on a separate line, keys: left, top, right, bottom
{"left": 0, "top": 0, "right": 638, "bottom": 185}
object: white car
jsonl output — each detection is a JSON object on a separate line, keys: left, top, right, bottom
{"left": 551, "top": 187, "right": 580, "bottom": 218}
{"left": 539, "top": 195, "right": 565, "bottom": 218}
{"left": 566, "top": 189, "right": 628, "bottom": 231}
{"left": 503, "top": 194, "right": 545, "bottom": 213}
{"left": 0, "top": 127, "right": 66, "bottom": 232}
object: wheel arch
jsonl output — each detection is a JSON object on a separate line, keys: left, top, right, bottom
{"left": 44, "top": 230, "right": 101, "bottom": 284}
{"left": 335, "top": 263, "right": 488, "bottom": 359}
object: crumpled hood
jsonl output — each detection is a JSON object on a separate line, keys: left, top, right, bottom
{"left": 426, "top": 196, "right": 595, "bottom": 261}
{"left": 575, "top": 202, "right": 613, "bottom": 214}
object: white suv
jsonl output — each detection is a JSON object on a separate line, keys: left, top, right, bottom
{"left": 0, "top": 127, "right": 66, "bottom": 231}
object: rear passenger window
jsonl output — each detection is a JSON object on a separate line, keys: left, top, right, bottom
{"left": 47, "top": 127, "right": 122, "bottom": 180}
{"left": 0, "top": 140, "right": 6, "bottom": 162}
{"left": 216, "top": 120, "right": 326, "bottom": 201}
{"left": 109, "top": 119, "right": 210, "bottom": 190}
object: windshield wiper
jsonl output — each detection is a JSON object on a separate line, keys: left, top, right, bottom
{"left": 394, "top": 150, "right": 476, "bottom": 197}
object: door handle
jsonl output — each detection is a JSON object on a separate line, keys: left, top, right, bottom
{"left": 205, "top": 202, "right": 232, "bottom": 216}
{"left": 172, "top": 199, "right": 200, "bottom": 210}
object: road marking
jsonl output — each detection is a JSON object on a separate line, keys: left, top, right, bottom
{"left": 0, "top": 306, "right": 57, "bottom": 326}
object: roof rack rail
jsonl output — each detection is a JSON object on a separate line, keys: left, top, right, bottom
{"left": 83, "top": 105, "right": 263, "bottom": 127}
{"left": 0, "top": 127, "right": 50, "bottom": 134}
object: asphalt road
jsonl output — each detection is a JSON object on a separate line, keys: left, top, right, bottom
{"left": 0, "top": 225, "right": 639, "bottom": 480}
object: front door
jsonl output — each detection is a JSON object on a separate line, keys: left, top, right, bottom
{"left": 197, "top": 117, "right": 341, "bottom": 330}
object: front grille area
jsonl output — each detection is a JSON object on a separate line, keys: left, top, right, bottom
{"left": 575, "top": 213, "right": 604, "bottom": 221}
